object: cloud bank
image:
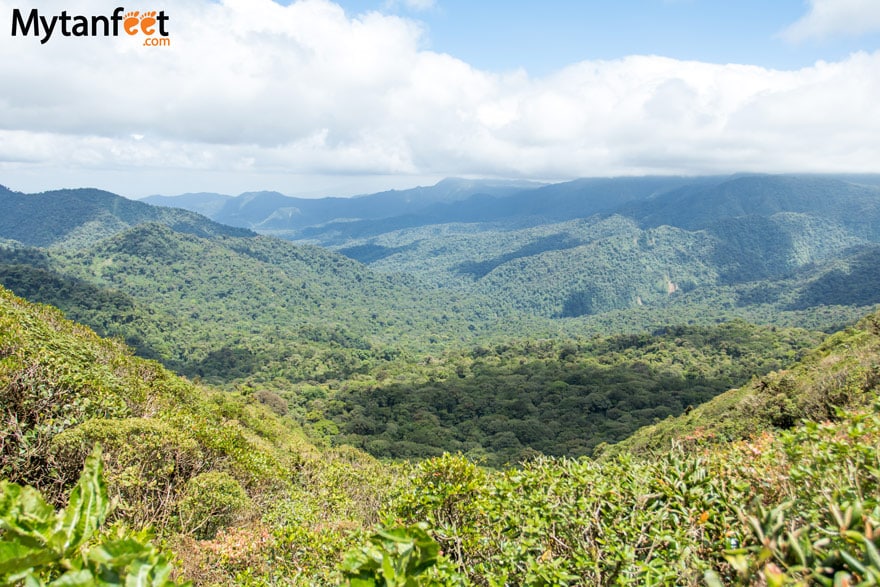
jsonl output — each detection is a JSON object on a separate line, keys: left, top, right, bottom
{"left": 0, "top": 0, "right": 878, "bottom": 196}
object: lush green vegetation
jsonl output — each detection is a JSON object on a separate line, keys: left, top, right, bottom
{"left": 325, "top": 212, "right": 877, "bottom": 326}
{"left": 0, "top": 447, "right": 188, "bottom": 586}
{"left": 0, "top": 285, "right": 401, "bottom": 584}
{"left": 0, "top": 224, "right": 513, "bottom": 385}
{"left": 3, "top": 285, "right": 880, "bottom": 585}
{"left": 605, "top": 309, "right": 880, "bottom": 458}
{"left": 0, "top": 226, "right": 830, "bottom": 465}
{"left": 320, "top": 322, "right": 820, "bottom": 466}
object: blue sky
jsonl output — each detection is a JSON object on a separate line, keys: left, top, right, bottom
{"left": 1, "top": 0, "right": 879, "bottom": 197}
{"left": 331, "top": 0, "right": 880, "bottom": 73}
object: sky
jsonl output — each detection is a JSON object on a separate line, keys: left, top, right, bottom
{"left": 1, "top": 0, "right": 879, "bottom": 198}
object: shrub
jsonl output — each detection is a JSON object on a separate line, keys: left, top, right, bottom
{"left": 50, "top": 418, "right": 203, "bottom": 528}
{"left": 341, "top": 523, "right": 461, "bottom": 586}
{"left": 254, "top": 389, "right": 288, "bottom": 416}
{"left": 177, "top": 471, "right": 251, "bottom": 539}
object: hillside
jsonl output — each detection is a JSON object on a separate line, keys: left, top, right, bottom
{"left": 1, "top": 177, "right": 879, "bottom": 469}
{"left": 335, "top": 213, "right": 877, "bottom": 328}
{"left": 0, "top": 222, "right": 521, "bottom": 385}
{"left": 0, "top": 186, "right": 252, "bottom": 249}
{"left": 323, "top": 321, "right": 822, "bottom": 466}
{"left": 604, "top": 307, "right": 880, "bottom": 458}
{"left": 7, "top": 176, "right": 880, "bottom": 337}
{"left": 306, "top": 175, "right": 880, "bottom": 329}
{"left": 0, "top": 284, "right": 398, "bottom": 584}
{"left": 0, "top": 221, "right": 833, "bottom": 468}
{"left": 629, "top": 175, "right": 880, "bottom": 235}
{"left": 4, "top": 286, "right": 880, "bottom": 585}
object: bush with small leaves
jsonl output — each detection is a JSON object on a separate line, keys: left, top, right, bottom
{"left": 177, "top": 471, "right": 251, "bottom": 539}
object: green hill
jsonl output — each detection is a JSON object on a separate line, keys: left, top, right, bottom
{"left": 603, "top": 307, "right": 880, "bottom": 458}
{"left": 274, "top": 174, "right": 880, "bottom": 328}
{"left": 0, "top": 186, "right": 252, "bottom": 249}
{"left": 324, "top": 321, "right": 822, "bottom": 466}
{"left": 0, "top": 223, "right": 519, "bottom": 386}
{"left": 340, "top": 213, "right": 877, "bottom": 327}
{"left": 2, "top": 179, "right": 879, "bottom": 471}
{"left": 0, "top": 221, "right": 835, "bottom": 466}
{"left": 145, "top": 178, "right": 541, "bottom": 234}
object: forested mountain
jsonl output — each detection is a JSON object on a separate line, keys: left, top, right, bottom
{"left": 0, "top": 186, "right": 252, "bottom": 248}
{"left": 309, "top": 175, "right": 880, "bottom": 326}
{"left": 0, "top": 223, "right": 519, "bottom": 385}
{"left": 628, "top": 175, "right": 880, "bottom": 234}
{"left": 146, "top": 173, "right": 880, "bottom": 242}
{"left": 4, "top": 172, "right": 880, "bottom": 584}
{"left": 138, "top": 174, "right": 880, "bottom": 331}
{"left": 324, "top": 321, "right": 821, "bottom": 466}
{"left": 0, "top": 229, "right": 823, "bottom": 464}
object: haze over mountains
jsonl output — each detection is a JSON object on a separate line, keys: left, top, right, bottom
{"left": 142, "top": 174, "right": 880, "bottom": 239}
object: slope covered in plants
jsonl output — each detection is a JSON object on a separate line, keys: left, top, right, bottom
{"left": 0, "top": 285, "right": 399, "bottom": 584}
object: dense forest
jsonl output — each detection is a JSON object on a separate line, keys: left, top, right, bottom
{"left": 321, "top": 323, "right": 820, "bottom": 465}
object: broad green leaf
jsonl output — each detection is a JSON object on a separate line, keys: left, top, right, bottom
{"left": 88, "top": 539, "right": 152, "bottom": 567}
{"left": 0, "top": 540, "right": 58, "bottom": 575}
{"left": 125, "top": 560, "right": 154, "bottom": 587}
{"left": 0, "top": 482, "right": 57, "bottom": 544}
{"left": 52, "top": 447, "right": 109, "bottom": 553}
{"left": 146, "top": 560, "right": 174, "bottom": 585}
{"left": 47, "top": 569, "right": 94, "bottom": 586}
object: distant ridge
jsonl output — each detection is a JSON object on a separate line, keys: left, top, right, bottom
{"left": 140, "top": 192, "right": 233, "bottom": 218}
{"left": 146, "top": 178, "right": 544, "bottom": 233}
{"left": 0, "top": 186, "right": 254, "bottom": 248}
{"left": 6, "top": 173, "right": 880, "bottom": 332}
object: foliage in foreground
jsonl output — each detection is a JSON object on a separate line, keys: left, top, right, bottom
{"left": 0, "top": 284, "right": 401, "bottom": 584}
{"left": 0, "top": 447, "right": 188, "bottom": 586}
{"left": 350, "top": 399, "right": 880, "bottom": 586}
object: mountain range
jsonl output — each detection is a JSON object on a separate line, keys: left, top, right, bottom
{"left": 142, "top": 177, "right": 541, "bottom": 235}
{"left": 4, "top": 175, "right": 880, "bottom": 338}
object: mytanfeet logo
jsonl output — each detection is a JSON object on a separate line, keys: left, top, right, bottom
{"left": 11, "top": 7, "right": 171, "bottom": 47}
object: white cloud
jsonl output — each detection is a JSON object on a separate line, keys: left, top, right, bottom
{"left": 781, "top": 0, "right": 880, "bottom": 42}
{"left": 1, "top": 0, "right": 879, "bottom": 197}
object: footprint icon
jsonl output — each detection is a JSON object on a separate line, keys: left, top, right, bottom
{"left": 140, "top": 11, "right": 158, "bottom": 35}
{"left": 123, "top": 11, "right": 140, "bottom": 35}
